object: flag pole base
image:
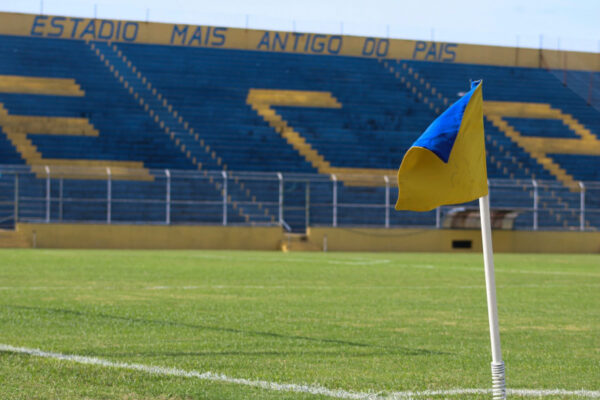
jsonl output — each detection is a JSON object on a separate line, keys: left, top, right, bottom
{"left": 491, "top": 361, "right": 506, "bottom": 400}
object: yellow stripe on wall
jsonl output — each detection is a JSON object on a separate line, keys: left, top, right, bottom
{"left": 0, "top": 11, "right": 597, "bottom": 72}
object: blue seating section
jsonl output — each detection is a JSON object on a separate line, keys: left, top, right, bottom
{"left": 116, "top": 43, "right": 418, "bottom": 173}
{"left": 550, "top": 70, "right": 600, "bottom": 112}
{"left": 550, "top": 154, "right": 600, "bottom": 181}
{"left": 275, "top": 107, "right": 418, "bottom": 170}
{"left": 404, "top": 60, "right": 600, "bottom": 141}
{"left": 0, "top": 33, "right": 598, "bottom": 231}
{"left": 0, "top": 127, "right": 23, "bottom": 165}
{"left": 0, "top": 36, "right": 194, "bottom": 170}
{"left": 0, "top": 172, "right": 16, "bottom": 228}
{"left": 504, "top": 118, "right": 578, "bottom": 139}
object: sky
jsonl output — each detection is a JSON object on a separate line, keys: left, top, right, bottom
{"left": 1, "top": 0, "right": 598, "bottom": 52}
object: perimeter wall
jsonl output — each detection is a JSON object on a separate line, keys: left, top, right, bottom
{"left": 4, "top": 223, "right": 599, "bottom": 253}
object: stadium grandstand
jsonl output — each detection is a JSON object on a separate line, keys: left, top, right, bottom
{"left": 2, "top": 5, "right": 600, "bottom": 399}
{"left": 0, "top": 11, "right": 599, "bottom": 239}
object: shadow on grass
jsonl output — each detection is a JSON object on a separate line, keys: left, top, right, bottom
{"left": 3, "top": 304, "right": 447, "bottom": 356}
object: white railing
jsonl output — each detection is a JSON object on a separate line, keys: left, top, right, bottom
{"left": 0, "top": 165, "right": 597, "bottom": 232}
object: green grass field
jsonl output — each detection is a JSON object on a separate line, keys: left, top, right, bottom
{"left": 0, "top": 249, "right": 598, "bottom": 399}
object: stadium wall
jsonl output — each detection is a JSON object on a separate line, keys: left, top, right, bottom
{"left": 307, "top": 227, "right": 600, "bottom": 254}
{"left": 7, "top": 223, "right": 600, "bottom": 253}
{"left": 0, "top": 11, "right": 598, "bottom": 71}
{"left": 14, "top": 223, "right": 283, "bottom": 250}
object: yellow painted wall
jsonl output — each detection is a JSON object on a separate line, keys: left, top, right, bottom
{"left": 0, "top": 11, "right": 597, "bottom": 71}
{"left": 17, "top": 223, "right": 283, "bottom": 250}
{"left": 308, "top": 227, "right": 600, "bottom": 254}
{"left": 8, "top": 223, "right": 600, "bottom": 253}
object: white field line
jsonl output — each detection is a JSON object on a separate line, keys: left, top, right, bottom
{"left": 193, "top": 254, "right": 600, "bottom": 278}
{"left": 1, "top": 283, "right": 597, "bottom": 292}
{"left": 388, "top": 264, "right": 599, "bottom": 278}
{"left": 327, "top": 260, "right": 391, "bottom": 265}
{"left": 33, "top": 251, "right": 598, "bottom": 278}
{"left": 0, "top": 286, "right": 95, "bottom": 291}
{"left": 144, "top": 283, "right": 600, "bottom": 291}
{"left": 443, "top": 265, "right": 600, "bottom": 278}
{"left": 1, "top": 344, "right": 598, "bottom": 399}
{"left": 145, "top": 284, "right": 490, "bottom": 290}
{"left": 187, "top": 253, "right": 600, "bottom": 277}
{"left": 190, "top": 254, "right": 395, "bottom": 266}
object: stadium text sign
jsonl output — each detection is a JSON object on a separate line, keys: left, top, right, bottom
{"left": 27, "top": 15, "right": 462, "bottom": 61}
{"left": 0, "top": 12, "right": 597, "bottom": 70}
{"left": 30, "top": 15, "right": 140, "bottom": 42}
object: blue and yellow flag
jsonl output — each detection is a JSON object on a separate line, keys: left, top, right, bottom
{"left": 395, "top": 81, "right": 487, "bottom": 211}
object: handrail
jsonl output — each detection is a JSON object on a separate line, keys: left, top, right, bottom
{"left": 280, "top": 219, "right": 292, "bottom": 232}
{"left": 0, "top": 165, "right": 598, "bottom": 232}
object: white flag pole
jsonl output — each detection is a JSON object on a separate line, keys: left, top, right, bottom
{"left": 479, "top": 194, "right": 506, "bottom": 400}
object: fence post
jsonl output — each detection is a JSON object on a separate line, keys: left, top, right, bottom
{"left": 384, "top": 176, "right": 390, "bottom": 228}
{"left": 165, "top": 169, "right": 171, "bottom": 225}
{"left": 13, "top": 173, "right": 19, "bottom": 224}
{"left": 59, "top": 178, "right": 63, "bottom": 221}
{"left": 532, "top": 179, "right": 538, "bottom": 231}
{"left": 222, "top": 171, "right": 228, "bottom": 226}
{"left": 277, "top": 172, "right": 283, "bottom": 226}
{"left": 331, "top": 174, "right": 338, "bottom": 227}
{"left": 106, "top": 167, "right": 112, "bottom": 224}
{"left": 435, "top": 207, "right": 441, "bottom": 229}
{"left": 305, "top": 181, "right": 310, "bottom": 228}
{"left": 579, "top": 181, "right": 585, "bottom": 231}
{"left": 45, "top": 165, "right": 50, "bottom": 223}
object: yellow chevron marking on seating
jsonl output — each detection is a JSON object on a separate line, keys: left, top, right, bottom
{"left": 30, "top": 161, "right": 151, "bottom": 181}
{"left": 0, "top": 75, "right": 84, "bottom": 96}
{"left": 0, "top": 113, "right": 98, "bottom": 137}
{"left": 484, "top": 101, "right": 600, "bottom": 189}
{"left": 247, "top": 89, "right": 397, "bottom": 185}
{"left": 0, "top": 103, "right": 151, "bottom": 180}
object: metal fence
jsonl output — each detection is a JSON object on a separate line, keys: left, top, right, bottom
{"left": 0, "top": 165, "right": 598, "bottom": 232}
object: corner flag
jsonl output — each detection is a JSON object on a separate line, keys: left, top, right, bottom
{"left": 394, "top": 80, "right": 507, "bottom": 399}
{"left": 395, "top": 80, "right": 487, "bottom": 211}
